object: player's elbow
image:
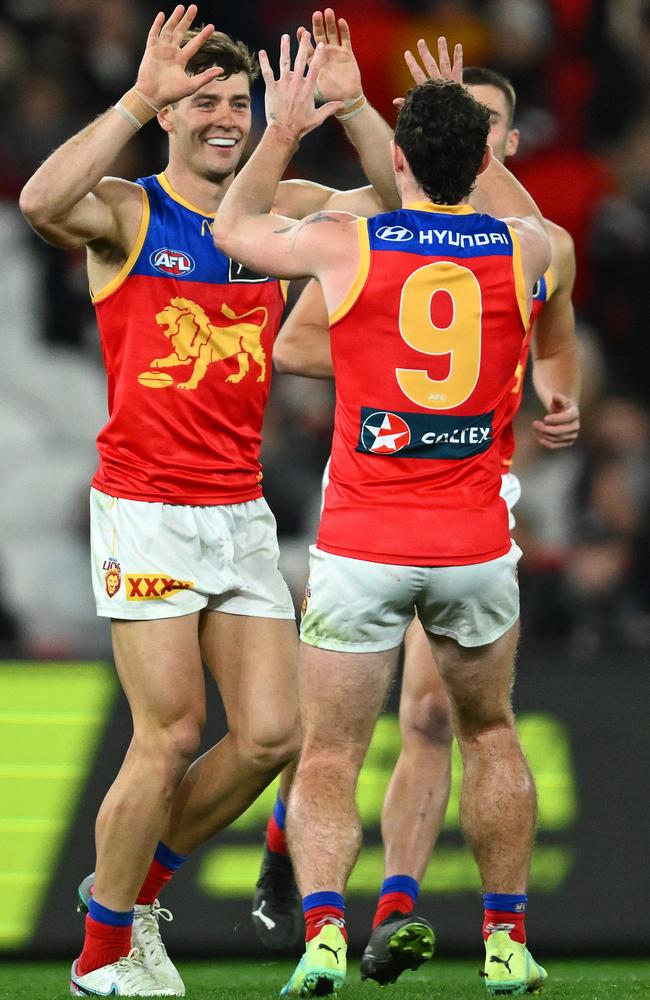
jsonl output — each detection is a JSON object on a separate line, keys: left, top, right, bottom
{"left": 19, "top": 181, "right": 51, "bottom": 229}
{"left": 273, "top": 338, "right": 297, "bottom": 374}
{"left": 213, "top": 223, "right": 237, "bottom": 259}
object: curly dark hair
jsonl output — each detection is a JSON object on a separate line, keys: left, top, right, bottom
{"left": 183, "top": 29, "right": 259, "bottom": 85}
{"left": 395, "top": 80, "right": 490, "bottom": 205}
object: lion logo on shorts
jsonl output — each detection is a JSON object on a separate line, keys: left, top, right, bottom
{"left": 138, "top": 298, "right": 268, "bottom": 390}
{"left": 103, "top": 558, "right": 122, "bottom": 598}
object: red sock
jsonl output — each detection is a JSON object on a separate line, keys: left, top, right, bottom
{"left": 266, "top": 813, "right": 288, "bottom": 855}
{"left": 136, "top": 859, "right": 175, "bottom": 905}
{"left": 77, "top": 915, "right": 132, "bottom": 976}
{"left": 305, "top": 905, "right": 348, "bottom": 943}
{"left": 373, "top": 891, "right": 414, "bottom": 929}
{"left": 483, "top": 909, "right": 526, "bottom": 944}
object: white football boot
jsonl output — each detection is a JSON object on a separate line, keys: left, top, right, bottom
{"left": 132, "top": 902, "right": 185, "bottom": 996}
{"left": 70, "top": 948, "right": 180, "bottom": 996}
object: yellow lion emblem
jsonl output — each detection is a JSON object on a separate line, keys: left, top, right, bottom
{"left": 141, "top": 298, "right": 268, "bottom": 391}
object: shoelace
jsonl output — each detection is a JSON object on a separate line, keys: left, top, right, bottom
{"left": 134, "top": 903, "right": 174, "bottom": 961}
{"left": 114, "top": 948, "right": 166, "bottom": 991}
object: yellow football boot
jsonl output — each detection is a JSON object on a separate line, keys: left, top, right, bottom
{"left": 482, "top": 930, "right": 548, "bottom": 996}
{"left": 280, "top": 923, "right": 347, "bottom": 997}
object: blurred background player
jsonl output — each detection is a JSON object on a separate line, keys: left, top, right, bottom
{"left": 214, "top": 32, "right": 550, "bottom": 997}
{"left": 255, "top": 49, "right": 580, "bottom": 986}
{"left": 19, "top": 6, "right": 399, "bottom": 995}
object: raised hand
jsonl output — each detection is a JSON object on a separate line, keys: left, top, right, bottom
{"left": 405, "top": 37, "right": 463, "bottom": 86}
{"left": 296, "top": 8, "right": 362, "bottom": 103}
{"left": 394, "top": 36, "right": 463, "bottom": 110}
{"left": 135, "top": 5, "right": 222, "bottom": 109}
{"left": 259, "top": 32, "right": 343, "bottom": 142}
{"left": 532, "top": 393, "right": 581, "bottom": 449}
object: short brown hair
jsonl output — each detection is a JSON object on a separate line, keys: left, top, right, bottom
{"left": 463, "top": 67, "right": 517, "bottom": 128}
{"left": 183, "top": 29, "right": 259, "bottom": 85}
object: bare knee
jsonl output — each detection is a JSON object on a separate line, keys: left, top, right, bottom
{"left": 133, "top": 712, "right": 205, "bottom": 785}
{"left": 235, "top": 721, "right": 300, "bottom": 774}
{"left": 401, "top": 689, "right": 453, "bottom": 747}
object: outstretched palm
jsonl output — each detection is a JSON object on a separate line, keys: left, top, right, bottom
{"left": 297, "top": 8, "right": 362, "bottom": 103}
{"left": 393, "top": 36, "right": 463, "bottom": 111}
{"left": 259, "top": 33, "right": 343, "bottom": 140}
{"left": 135, "top": 4, "right": 222, "bottom": 109}
{"left": 405, "top": 36, "right": 463, "bottom": 87}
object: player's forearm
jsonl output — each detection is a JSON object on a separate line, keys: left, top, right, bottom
{"left": 532, "top": 348, "right": 581, "bottom": 411}
{"left": 340, "top": 103, "right": 399, "bottom": 210}
{"left": 274, "top": 326, "right": 334, "bottom": 377}
{"left": 19, "top": 94, "right": 152, "bottom": 227}
{"left": 216, "top": 125, "right": 298, "bottom": 255}
{"left": 471, "top": 157, "right": 545, "bottom": 228}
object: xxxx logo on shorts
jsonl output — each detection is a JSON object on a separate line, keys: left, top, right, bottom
{"left": 126, "top": 575, "right": 195, "bottom": 600}
{"left": 103, "top": 558, "right": 122, "bottom": 598}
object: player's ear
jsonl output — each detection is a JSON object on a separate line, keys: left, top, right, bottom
{"left": 477, "top": 143, "right": 493, "bottom": 176}
{"left": 391, "top": 140, "right": 405, "bottom": 175}
{"left": 506, "top": 128, "right": 520, "bottom": 157}
{"left": 157, "top": 105, "right": 174, "bottom": 134}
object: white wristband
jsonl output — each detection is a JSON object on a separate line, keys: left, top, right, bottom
{"left": 113, "top": 101, "right": 142, "bottom": 130}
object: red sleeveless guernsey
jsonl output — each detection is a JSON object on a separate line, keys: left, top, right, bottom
{"left": 499, "top": 268, "right": 553, "bottom": 469}
{"left": 91, "top": 173, "right": 286, "bottom": 505}
{"left": 317, "top": 202, "right": 530, "bottom": 566}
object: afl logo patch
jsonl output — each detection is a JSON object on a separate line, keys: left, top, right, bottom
{"left": 360, "top": 411, "right": 411, "bottom": 454}
{"left": 150, "top": 248, "right": 195, "bottom": 275}
{"left": 375, "top": 225, "right": 413, "bottom": 242}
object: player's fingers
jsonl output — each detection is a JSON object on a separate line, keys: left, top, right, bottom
{"left": 551, "top": 392, "right": 575, "bottom": 410}
{"left": 294, "top": 31, "right": 310, "bottom": 80}
{"left": 163, "top": 4, "right": 187, "bottom": 36}
{"left": 452, "top": 42, "right": 463, "bottom": 81}
{"left": 174, "top": 4, "right": 198, "bottom": 40}
{"left": 393, "top": 96, "right": 406, "bottom": 109}
{"left": 181, "top": 23, "right": 215, "bottom": 62}
{"left": 315, "top": 99, "right": 345, "bottom": 126}
{"left": 189, "top": 65, "right": 223, "bottom": 91}
{"left": 258, "top": 49, "right": 276, "bottom": 86}
{"left": 543, "top": 409, "right": 580, "bottom": 426}
{"left": 305, "top": 41, "right": 326, "bottom": 86}
{"left": 437, "top": 36, "right": 452, "bottom": 77}
{"left": 279, "top": 33, "right": 291, "bottom": 77}
{"left": 338, "top": 17, "right": 352, "bottom": 49}
{"left": 533, "top": 416, "right": 579, "bottom": 434}
{"left": 417, "top": 38, "right": 441, "bottom": 78}
{"left": 312, "top": 10, "right": 326, "bottom": 45}
{"left": 404, "top": 50, "right": 428, "bottom": 85}
{"left": 324, "top": 7, "right": 339, "bottom": 45}
{"left": 146, "top": 11, "right": 166, "bottom": 46}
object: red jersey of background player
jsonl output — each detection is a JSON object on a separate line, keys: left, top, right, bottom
{"left": 499, "top": 269, "right": 553, "bottom": 470}
{"left": 91, "top": 174, "right": 286, "bottom": 506}
{"left": 318, "top": 203, "right": 529, "bottom": 566}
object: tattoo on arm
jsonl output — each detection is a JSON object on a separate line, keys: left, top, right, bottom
{"left": 272, "top": 212, "right": 344, "bottom": 246}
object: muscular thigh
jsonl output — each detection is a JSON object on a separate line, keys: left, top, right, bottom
{"left": 111, "top": 613, "right": 206, "bottom": 733}
{"left": 298, "top": 644, "right": 400, "bottom": 758}
{"left": 199, "top": 611, "right": 299, "bottom": 744}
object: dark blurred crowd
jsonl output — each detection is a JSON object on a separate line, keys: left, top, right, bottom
{"left": 1, "top": 0, "right": 649, "bottom": 656}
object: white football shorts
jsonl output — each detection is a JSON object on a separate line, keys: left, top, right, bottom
{"left": 90, "top": 488, "right": 295, "bottom": 621}
{"left": 304, "top": 468, "right": 522, "bottom": 652}
{"left": 300, "top": 541, "right": 522, "bottom": 652}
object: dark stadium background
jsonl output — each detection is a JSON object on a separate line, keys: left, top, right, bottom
{"left": 0, "top": 0, "right": 648, "bottom": 960}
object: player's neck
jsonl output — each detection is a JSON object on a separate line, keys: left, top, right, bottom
{"left": 162, "top": 161, "right": 234, "bottom": 216}
{"left": 400, "top": 177, "right": 469, "bottom": 210}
